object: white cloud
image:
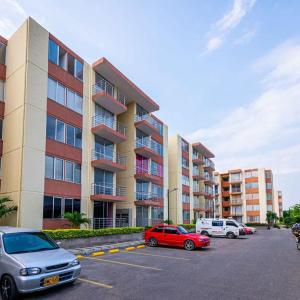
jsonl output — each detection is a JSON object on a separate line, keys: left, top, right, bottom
{"left": 188, "top": 40, "right": 300, "bottom": 207}
{"left": 233, "top": 29, "right": 256, "bottom": 45}
{"left": 204, "top": 0, "right": 256, "bottom": 53}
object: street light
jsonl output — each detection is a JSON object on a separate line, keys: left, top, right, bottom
{"left": 167, "top": 188, "right": 178, "bottom": 224}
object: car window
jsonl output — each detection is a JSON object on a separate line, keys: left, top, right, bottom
{"left": 152, "top": 227, "right": 164, "bottom": 233}
{"left": 212, "top": 221, "right": 223, "bottom": 227}
{"left": 164, "top": 228, "right": 178, "bottom": 234}
{"left": 226, "top": 221, "right": 238, "bottom": 227}
{"left": 177, "top": 226, "right": 188, "bottom": 234}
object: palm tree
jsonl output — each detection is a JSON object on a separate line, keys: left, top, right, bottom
{"left": 0, "top": 197, "right": 17, "bottom": 219}
{"left": 64, "top": 212, "right": 90, "bottom": 228}
{"left": 266, "top": 211, "right": 277, "bottom": 229}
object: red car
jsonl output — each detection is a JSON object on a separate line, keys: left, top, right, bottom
{"left": 144, "top": 224, "right": 210, "bottom": 251}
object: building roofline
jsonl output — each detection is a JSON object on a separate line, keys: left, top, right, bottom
{"left": 192, "top": 142, "right": 215, "bottom": 158}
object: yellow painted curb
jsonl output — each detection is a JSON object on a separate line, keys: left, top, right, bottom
{"left": 125, "top": 246, "right": 135, "bottom": 251}
{"left": 137, "top": 245, "right": 145, "bottom": 249}
{"left": 109, "top": 249, "right": 120, "bottom": 254}
{"left": 91, "top": 251, "right": 105, "bottom": 257}
{"left": 76, "top": 255, "right": 85, "bottom": 260}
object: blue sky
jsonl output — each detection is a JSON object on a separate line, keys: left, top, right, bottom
{"left": 1, "top": 0, "right": 299, "bottom": 208}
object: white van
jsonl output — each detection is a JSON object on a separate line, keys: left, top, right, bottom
{"left": 196, "top": 218, "right": 240, "bottom": 239}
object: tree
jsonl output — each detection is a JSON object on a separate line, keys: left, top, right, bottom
{"left": 266, "top": 211, "right": 277, "bottom": 229}
{"left": 64, "top": 212, "right": 90, "bottom": 228}
{"left": 0, "top": 197, "right": 17, "bottom": 219}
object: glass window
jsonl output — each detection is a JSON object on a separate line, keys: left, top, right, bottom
{"left": 45, "top": 156, "right": 54, "bottom": 179}
{"left": 46, "top": 115, "right": 56, "bottom": 140}
{"left": 55, "top": 158, "right": 63, "bottom": 180}
{"left": 56, "top": 120, "right": 65, "bottom": 143}
{"left": 56, "top": 83, "right": 65, "bottom": 105}
{"left": 48, "top": 39, "right": 58, "bottom": 64}
{"left": 212, "top": 221, "right": 223, "bottom": 226}
{"left": 66, "top": 124, "right": 75, "bottom": 146}
{"left": 75, "top": 127, "right": 82, "bottom": 148}
{"left": 74, "top": 163, "right": 81, "bottom": 183}
{"left": 64, "top": 198, "right": 73, "bottom": 213}
{"left": 0, "top": 80, "right": 4, "bottom": 101}
{"left": 59, "top": 47, "right": 67, "bottom": 69}
{"left": 65, "top": 161, "right": 74, "bottom": 182}
{"left": 164, "top": 228, "right": 178, "bottom": 234}
{"left": 73, "top": 199, "right": 81, "bottom": 212}
{"left": 43, "top": 196, "right": 53, "bottom": 218}
{"left": 47, "top": 77, "right": 56, "bottom": 100}
{"left": 67, "top": 89, "right": 76, "bottom": 111}
{"left": 152, "top": 227, "right": 164, "bottom": 233}
{"left": 75, "top": 94, "right": 83, "bottom": 114}
{"left": 0, "top": 119, "right": 2, "bottom": 139}
{"left": 53, "top": 197, "right": 62, "bottom": 218}
{"left": 226, "top": 221, "right": 238, "bottom": 227}
{"left": 0, "top": 42, "right": 6, "bottom": 65}
{"left": 67, "top": 54, "right": 75, "bottom": 76}
{"left": 75, "top": 60, "right": 83, "bottom": 80}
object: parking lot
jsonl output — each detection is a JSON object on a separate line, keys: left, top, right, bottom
{"left": 23, "top": 228, "right": 299, "bottom": 300}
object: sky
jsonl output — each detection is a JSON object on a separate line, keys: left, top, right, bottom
{"left": 0, "top": 0, "right": 299, "bottom": 209}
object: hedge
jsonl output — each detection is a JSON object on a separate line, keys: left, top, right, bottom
{"left": 245, "top": 223, "right": 267, "bottom": 227}
{"left": 179, "top": 224, "right": 195, "bottom": 230}
{"left": 43, "top": 227, "right": 144, "bottom": 240}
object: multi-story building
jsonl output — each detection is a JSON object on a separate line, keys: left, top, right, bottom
{"left": 0, "top": 17, "right": 168, "bottom": 230}
{"left": 215, "top": 168, "right": 281, "bottom": 224}
{"left": 274, "top": 190, "right": 283, "bottom": 218}
{"left": 168, "top": 135, "right": 215, "bottom": 224}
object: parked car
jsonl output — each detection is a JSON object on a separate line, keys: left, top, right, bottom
{"left": 196, "top": 218, "right": 241, "bottom": 238}
{"left": 239, "top": 223, "right": 256, "bottom": 234}
{"left": 145, "top": 224, "right": 210, "bottom": 251}
{"left": 0, "top": 227, "right": 81, "bottom": 300}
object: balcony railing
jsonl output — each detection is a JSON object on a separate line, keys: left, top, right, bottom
{"left": 192, "top": 153, "right": 204, "bottom": 160}
{"left": 92, "top": 78, "right": 127, "bottom": 106}
{"left": 135, "top": 192, "right": 162, "bottom": 201}
{"left": 92, "top": 115, "right": 126, "bottom": 136}
{"left": 135, "top": 218, "right": 164, "bottom": 227}
{"left": 231, "top": 198, "right": 243, "bottom": 205}
{"left": 193, "top": 169, "right": 205, "bottom": 177}
{"left": 136, "top": 166, "right": 163, "bottom": 178}
{"left": 92, "top": 149, "right": 126, "bottom": 166}
{"left": 135, "top": 138, "right": 162, "bottom": 155}
{"left": 135, "top": 114, "right": 159, "bottom": 129}
{"left": 89, "top": 218, "right": 129, "bottom": 229}
{"left": 91, "top": 183, "right": 127, "bottom": 197}
{"left": 204, "top": 174, "right": 214, "bottom": 181}
{"left": 204, "top": 159, "right": 215, "bottom": 169}
{"left": 231, "top": 188, "right": 242, "bottom": 193}
{"left": 193, "top": 186, "right": 205, "bottom": 193}
{"left": 193, "top": 201, "right": 204, "bottom": 209}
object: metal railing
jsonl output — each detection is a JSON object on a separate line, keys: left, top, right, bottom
{"left": 135, "top": 192, "right": 162, "bottom": 201}
{"left": 135, "top": 165, "right": 163, "bottom": 178}
{"left": 231, "top": 188, "right": 242, "bottom": 193}
{"left": 89, "top": 218, "right": 129, "bottom": 229}
{"left": 92, "top": 115, "right": 126, "bottom": 136}
{"left": 204, "top": 173, "right": 214, "bottom": 181}
{"left": 193, "top": 169, "right": 205, "bottom": 177}
{"left": 231, "top": 198, "right": 243, "bottom": 204}
{"left": 192, "top": 153, "right": 204, "bottom": 160}
{"left": 193, "top": 201, "right": 205, "bottom": 209}
{"left": 204, "top": 158, "right": 215, "bottom": 169}
{"left": 193, "top": 186, "right": 205, "bottom": 193}
{"left": 135, "top": 218, "right": 163, "bottom": 227}
{"left": 135, "top": 114, "right": 159, "bottom": 129}
{"left": 92, "top": 149, "right": 126, "bottom": 166}
{"left": 91, "top": 183, "right": 127, "bottom": 197}
{"left": 135, "top": 138, "right": 162, "bottom": 155}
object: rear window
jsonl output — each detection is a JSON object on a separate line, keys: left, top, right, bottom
{"left": 212, "top": 221, "right": 223, "bottom": 227}
{"left": 152, "top": 227, "right": 164, "bottom": 233}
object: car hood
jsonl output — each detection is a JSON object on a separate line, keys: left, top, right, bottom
{"left": 185, "top": 233, "right": 209, "bottom": 240}
{"left": 11, "top": 248, "right": 75, "bottom": 268}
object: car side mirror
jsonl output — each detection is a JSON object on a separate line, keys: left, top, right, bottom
{"left": 56, "top": 241, "right": 62, "bottom": 247}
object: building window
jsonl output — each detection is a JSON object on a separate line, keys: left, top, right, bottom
{"left": 45, "top": 155, "right": 81, "bottom": 184}
{"left": 0, "top": 119, "right": 2, "bottom": 139}
{"left": 182, "top": 193, "right": 190, "bottom": 203}
{"left": 266, "top": 182, "right": 272, "bottom": 189}
{"left": 151, "top": 184, "right": 163, "bottom": 198}
{"left": 181, "top": 139, "right": 189, "bottom": 152}
{"left": 267, "top": 205, "right": 273, "bottom": 211}
{"left": 182, "top": 175, "right": 190, "bottom": 186}
{"left": 0, "top": 80, "right": 4, "bottom": 101}
{"left": 48, "top": 39, "right": 58, "bottom": 64}
{"left": 75, "top": 60, "right": 83, "bottom": 80}
{"left": 56, "top": 120, "right": 65, "bottom": 143}
{"left": 246, "top": 205, "right": 260, "bottom": 211}
{"left": 47, "top": 77, "right": 83, "bottom": 114}
{"left": 245, "top": 182, "right": 259, "bottom": 189}
{"left": 151, "top": 161, "right": 163, "bottom": 177}
{"left": 245, "top": 170, "right": 258, "bottom": 178}
{"left": 182, "top": 157, "right": 189, "bottom": 169}
{"left": 246, "top": 193, "right": 259, "bottom": 200}
{"left": 43, "top": 196, "right": 80, "bottom": 219}
{"left": 267, "top": 193, "right": 272, "bottom": 200}
{"left": 151, "top": 139, "right": 163, "bottom": 156}
{"left": 247, "top": 216, "right": 260, "bottom": 223}
{"left": 183, "top": 210, "right": 190, "bottom": 221}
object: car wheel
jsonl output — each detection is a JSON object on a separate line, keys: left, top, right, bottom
{"left": 201, "top": 231, "right": 209, "bottom": 236}
{"left": 184, "top": 240, "right": 195, "bottom": 251}
{"left": 226, "top": 232, "right": 235, "bottom": 239}
{"left": 297, "top": 243, "right": 300, "bottom": 251}
{"left": 149, "top": 237, "right": 158, "bottom": 247}
{"left": 1, "top": 275, "right": 19, "bottom": 300}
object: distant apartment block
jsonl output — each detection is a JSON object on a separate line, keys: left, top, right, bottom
{"left": 214, "top": 168, "right": 283, "bottom": 224}
{"left": 0, "top": 18, "right": 168, "bottom": 230}
{"left": 168, "top": 135, "right": 215, "bottom": 224}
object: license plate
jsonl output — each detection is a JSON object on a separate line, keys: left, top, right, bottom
{"left": 43, "top": 275, "right": 59, "bottom": 287}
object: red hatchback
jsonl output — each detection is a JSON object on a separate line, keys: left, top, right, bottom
{"left": 145, "top": 224, "right": 210, "bottom": 251}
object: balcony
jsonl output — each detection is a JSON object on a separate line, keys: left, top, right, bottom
{"left": 135, "top": 166, "right": 163, "bottom": 184}
{"left": 134, "top": 192, "right": 163, "bottom": 207}
{"left": 204, "top": 174, "right": 214, "bottom": 185}
{"left": 204, "top": 191, "right": 214, "bottom": 199}
{"left": 223, "top": 211, "right": 231, "bottom": 217}
{"left": 91, "top": 149, "right": 126, "bottom": 172}
{"left": 192, "top": 155, "right": 205, "bottom": 165}
{"left": 222, "top": 201, "right": 230, "bottom": 207}
{"left": 193, "top": 186, "right": 205, "bottom": 196}
{"left": 231, "top": 211, "right": 243, "bottom": 217}
{"left": 135, "top": 138, "right": 160, "bottom": 159}
{"left": 230, "top": 188, "right": 242, "bottom": 194}
{"left": 192, "top": 170, "right": 205, "bottom": 180}
{"left": 231, "top": 199, "right": 243, "bottom": 205}
{"left": 90, "top": 183, "right": 127, "bottom": 202}
{"left": 92, "top": 79, "right": 127, "bottom": 115}
{"left": 92, "top": 115, "right": 127, "bottom": 143}
{"left": 134, "top": 114, "right": 160, "bottom": 136}
{"left": 204, "top": 159, "right": 215, "bottom": 171}
{"left": 193, "top": 200, "right": 205, "bottom": 211}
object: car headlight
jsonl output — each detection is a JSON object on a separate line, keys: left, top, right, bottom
{"left": 20, "top": 267, "right": 41, "bottom": 276}
{"left": 71, "top": 259, "right": 80, "bottom": 267}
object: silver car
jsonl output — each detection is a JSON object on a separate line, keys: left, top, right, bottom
{"left": 0, "top": 227, "right": 81, "bottom": 300}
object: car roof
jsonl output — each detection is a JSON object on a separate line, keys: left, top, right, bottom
{"left": 153, "top": 224, "right": 177, "bottom": 228}
{"left": 0, "top": 226, "right": 40, "bottom": 234}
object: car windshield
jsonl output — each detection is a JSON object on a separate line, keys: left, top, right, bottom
{"left": 3, "top": 232, "right": 59, "bottom": 254}
{"left": 177, "top": 226, "right": 188, "bottom": 234}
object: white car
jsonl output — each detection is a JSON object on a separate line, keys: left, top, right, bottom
{"left": 196, "top": 218, "right": 240, "bottom": 239}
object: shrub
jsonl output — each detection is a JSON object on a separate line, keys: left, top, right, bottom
{"left": 44, "top": 227, "right": 144, "bottom": 240}
{"left": 179, "top": 224, "right": 196, "bottom": 230}
{"left": 273, "top": 224, "right": 281, "bottom": 229}
{"left": 245, "top": 223, "right": 267, "bottom": 227}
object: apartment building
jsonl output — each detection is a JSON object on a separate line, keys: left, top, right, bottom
{"left": 214, "top": 168, "right": 282, "bottom": 224}
{"left": 274, "top": 190, "right": 283, "bottom": 218}
{"left": 168, "top": 135, "right": 215, "bottom": 224}
{"left": 0, "top": 17, "right": 168, "bottom": 230}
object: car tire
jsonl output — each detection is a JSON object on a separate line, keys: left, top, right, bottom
{"left": 201, "top": 231, "right": 209, "bottom": 236}
{"left": 226, "top": 232, "right": 235, "bottom": 239}
{"left": 184, "top": 240, "right": 195, "bottom": 251}
{"left": 0, "top": 275, "right": 19, "bottom": 300}
{"left": 149, "top": 237, "right": 158, "bottom": 247}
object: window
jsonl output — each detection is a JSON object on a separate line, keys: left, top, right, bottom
{"left": 267, "top": 194, "right": 272, "bottom": 200}
{"left": 57, "top": 83, "right": 66, "bottom": 105}
{"left": 151, "top": 161, "right": 163, "bottom": 177}
{"left": 67, "top": 89, "right": 76, "bottom": 111}
{"left": 0, "top": 119, "right": 2, "bottom": 139}
{"left": 0, "top": 80, "right": 4, "bottom": 101}
{"left": 48, "top": 39, "right": 58, "bottom": 64}
{"left": 43, "top": 196, "right": 80, "bottom": 219}
{"left": 65, "top": 161, "right": 74, "bottom": 182}
{"left": 56, "top": 120, "right": 65, "bottom": 142}
{"left": 247, "top": 216, "right": 260, "bottom": 223}
{"left": 231, "top": 173, "right": 241, "bottom": 181}
{"left": 0, "top": 42, "right": 6, "bottom": 65}
{"left": 46, "top": 115, "right": 56, "bottom": 139}
{"left": 182, "top": 175, "right": 190, "bottom": 186}
{"left": 246, "top": 205, "right": 260, "bottom": 211}
{"left": 74, "top": 163, "right": 81, "bottom": 184}
{"left": 75, "top": 60, "right": 83, "bottom": 80}
{"left": 59, "top": 46, "right": 67, "bottom": 69}
{"left": 55, "top": 158, "right": 64, "bottom": 180}
{"left": 75, "top": 94, "right": 83, "bottom": 114}
{"left": 67, "top": 54, "right": 75, "bottom": 76}
{"left": 182, "top": 157, "right": 189, "bottom": 169}
{"left": 152, "top": 184, "right": 163, "bottom": 198}
{"left": 226, "top": 221, "right": 238, "bottom": 227}
{"left": 182, "top": 193, "right": 190, "bottom": 203}
{"left": 164, "top": 228, "right": 178, "bottom": 234}
{"left": 152, "top": 227, "right": 164, "bottom": 233}
{"left": 267, "top": 205, "right": 273, "bottom": 211}
{"left": 245, "top": 170, "right": 258, "bottom": 178}
{"left": 151, "top": 139, "right": 163, "bottom": 156}
{"left": 183, "top": 210, "right": 190, "bottom": 220}
{"left": 266, "top": 183, "right": 273, "bottom": 189}
{"left": 181, "top": 139, "right": 189, "bottom": 152}
{"left": 45, "top": 156, "right": 54, "bottom": 178}
{"left": 47, "top": 77, "right": 56, "bottom": 100}
{"left": 245, "top": 182, "right": 259, "bottom": 189}
{"left": 66, "top": 124, "right": 75, "bottom": 146}
{"left": 212, "top": 221, "right": 223, "bottom": 226}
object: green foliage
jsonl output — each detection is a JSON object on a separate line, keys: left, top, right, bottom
{"left": 283, "top": 205, "right": 300, "bottom": 226}
{"left": 63, "top": 212, "right": 90, "bottom": 228}
{"left": 245, "top": 223, "right": 267, "bottom": 227}
{"left": 43, "top": 227, "right": 145, "bottom": 240}
{"left": 164, "top": 219, "right": 173, "bottom": 225}
{"left": 179, "top": 224, "right": 196, "bottom": 230}
{"left": 0, "top": 197, "right": 17, "bottom": 219}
